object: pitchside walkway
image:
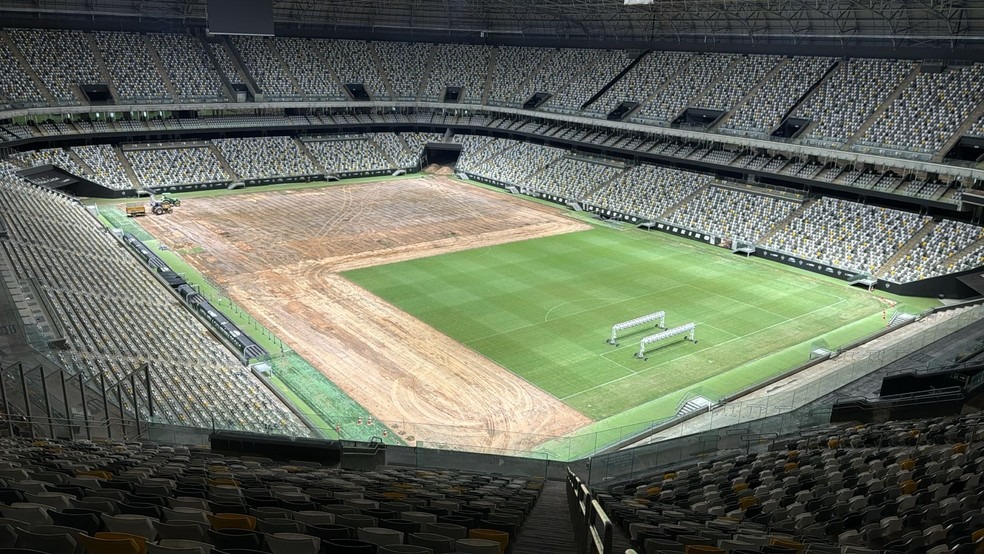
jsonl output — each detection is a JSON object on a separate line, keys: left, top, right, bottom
{"left": 511, "top": 479, "right": 632, "bottom": 554}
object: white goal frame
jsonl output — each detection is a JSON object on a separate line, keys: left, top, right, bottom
{"left": 608, "top": 311, "right": 666, "bottom": 346}
{"left": 635, "top": 323, "right": 697, "bottom": 360}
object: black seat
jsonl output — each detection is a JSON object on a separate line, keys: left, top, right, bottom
{"left": 208, "top": 528, "right": 264, "bottom": 551}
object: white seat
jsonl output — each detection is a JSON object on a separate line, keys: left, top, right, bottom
{"left": 455, "top": 538, "right": 501, "bottom": 554}
{"left": 103, "top": 513, "right": 160, "bottom": 541}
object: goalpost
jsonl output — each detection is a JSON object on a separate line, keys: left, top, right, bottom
{"left": 608, "top": 311, "right": 666, "bottom": 346}
{"left": 635, "top": 323, "right": 697, "bottom": 360}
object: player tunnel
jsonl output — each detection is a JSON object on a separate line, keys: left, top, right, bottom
{"left": 423, "top": 143, "right": 463, "bottom": 169}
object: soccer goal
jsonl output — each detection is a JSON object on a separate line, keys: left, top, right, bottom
{"left": 635, "top": 323, "right": 697, "bottom": 360}
{"left": 608, "top": 311, "right": 666, "bottom": 346}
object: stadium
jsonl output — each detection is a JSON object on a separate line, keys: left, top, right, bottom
{"left": 0, "top": 0, "right": 983, "bottom": 552}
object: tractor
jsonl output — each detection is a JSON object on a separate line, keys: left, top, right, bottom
{"left": 161, "top": 194, "right": 181, "bottom": 208}
{"left": 150, "top": 199, "right": 173, "bottom": 215}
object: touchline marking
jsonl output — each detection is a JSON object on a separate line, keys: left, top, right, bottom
{"left": 561, "top": 298, "right": 849, "bottom": 401}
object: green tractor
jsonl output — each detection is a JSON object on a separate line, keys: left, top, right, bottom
{"left": 161, "top": 194, "right": 181, "bottom": 208}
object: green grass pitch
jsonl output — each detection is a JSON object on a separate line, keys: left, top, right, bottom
{"left": 344, "top": 223, "right": 936, "bottom": 425}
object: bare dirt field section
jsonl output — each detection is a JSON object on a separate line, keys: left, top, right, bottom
{"left": 138, "top": 177, "right": 593, "bottom": 451}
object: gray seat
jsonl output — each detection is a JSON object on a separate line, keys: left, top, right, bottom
{"left": 14, "top": 528, "right": 80, "bottom": 554}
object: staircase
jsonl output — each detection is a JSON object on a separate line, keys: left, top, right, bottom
{"left": 632, "top": 53, "right": 698, "bottom": 119}
{"left": 83, "top": 33, "right": 120, "bottom": 103}
{"left": 510, "top": 49, "right": 557, "bottom": 105}
{"left": 142, "top": 35, "right": 179, "bottom": 100}
{"left": 481, "top": 48, "right": 498, "bottom": 104}
{"left": 208, "top": 144, "right": 239, "bottom": 181}
{"left": 936, "top": 97, "right": 984, "bottom": 161}
{"left": 510, "top": 480, "right": 578, "bottom": 554}
{"left": 65, "top": 149, "right": 94, "bottom": 177}
{"left": 414, "top": 45, "right": 438, "bottom": 100}
{"left": 713, "top": 57, "right": 789, "bottom": 130}
{"left": 846, "top": 62, "right": 921, "bottom": 147}
{"left": 199, "top": 36, "right": 236, "bottom": 101}
{"left": 581, "top": 50, "right": 649, "bottom": 112}
{"left": 874, "top": 219, "right": 937, "bottom": 276}
{"left": 115, "top": 146, "right": 142, "bottom": 189}
{"left": 658, "top": 183, "right": 709, "bottom": 220}
{"left": 943, "top": 237, "right": 984, "bottom": 269}
{"left": 221, "top": 37, "right": 263, "bottom": 99}
{"left": 268, "top": 39, "right": 304, "bottom": 99}
{"left": 0, "top": 31, "right": 56, "bottom": 104}
{"left": 293, "top": 138, "right": 323, "bottom": 173}
{"left": 366, "top": 43, "right": 395, "bottom": 100}
{"left": 759, "top": 198, "right": 816, "bottom": 243}
{"left": 369, "top": 139, "right": 396, "bottom": 168}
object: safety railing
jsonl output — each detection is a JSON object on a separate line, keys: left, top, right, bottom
{"left": 568, "top": 467, "right": 614, "bottom": 554}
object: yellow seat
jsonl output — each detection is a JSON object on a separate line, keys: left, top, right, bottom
{"left": 468, "top": 528, "right": 508, "bottom": 554}
{"left": 207, "top": 513, "right": 256, "bottom": 530}
{"left": 739, "top": 496, "right": 758, "bottom": 510}
{"left": 901, "top": 480, "right": 919, "bottom": 495}
{"left": 684, "top": 546, "right": 724, "bottom": 553}
{"left": 77, "top": 532, "right": 146, "bottom": 554}
{"left": 770, "top": 538, "right": 805, "bottom": 553}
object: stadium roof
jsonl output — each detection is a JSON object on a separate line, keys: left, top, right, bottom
{"left": 1, "top": 0, "right": 983, "bottom": 43}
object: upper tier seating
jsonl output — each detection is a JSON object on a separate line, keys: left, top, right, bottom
{"left": 0, "top": 38, "right": 46, "bottom": 106}
{"left": 372, "top": 42, "right": 431, "bottom": 100}
{"left": 486, "top": 46, "right": 550, "bottom": 107}
{"left": 274, "top": 37, "right": 346, "bottom": 101}
{"left": 420, "top": 44, "right": 492, "bottom": 103}
{"left": 92, "top": 32, "right": 170, "bottom": 103}
{"left": 592, "top": 51, "right": 692, "bottom": 116}
{"left": 860, "top": 63, "right": 984, "bottom": 154}
{"left": 723, "top": 56, "right": 835, "bottom": 135}
{"left": 149, "top": 33, "right": 227, "bottom": 102}
{"left": 7, "top": 28, "right": 102, "bottom": 104}
{"left": 230, "top": 36, "right": 302, "bottom": 101}
{"left": 634, "top": 53, "right": 736, "bottom": 124}
{"left": 796, "top": 58, "right": 913, "bottom": 146}
{"left": 692, "top": 54, "right": 781, "bottom": 112}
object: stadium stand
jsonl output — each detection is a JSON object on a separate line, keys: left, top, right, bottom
{"left": 324, "top": 39, "right": 389, "bottom": 100}
{"left": 10, "top": 148, "right": 88, "bottom": 176}
{"left": 538, "top": 49, "right": 630, "bottom": 113}
{"left": 795, "top": 58, "right": 913, "bottom": 146}
{"left": 970, "top": 114, "right": 984, "bottom": 137}
{"left": 124, "top": 144, "right": 230, "bottom": 188}
{"left": 723, "top": 56, "right": 835, "bottom": 135}
{"left": 71, "top": 145, "right": 134, "bottom": 191}
{"left": 6, "top": 28, "right": 101, "bottom": 104}
{"left": 0, "top": 172, "right": 306, "bottom": 433}
{"left": 664, "top": 185, "right": 800, "bottom": 243}
{"left": 230, "top": 36, "right": 302, "bottom": 101}
{"left": 92, "top": 32, "right": 170, "bottom": 103}
{"left": 0, "top": 435, "right": 543, "bottom": 554}
{"left": 633, "top": 53, "right": 736, "bottom": 125}
{"left": 693, "top": 54, "right": 782, "bottom": 113}
{"left": 859, "top": 62, "right": 984, "bottom": 154}
{"left": 149, "top": 33, "right": 227, "bottom": 102}
{"left": 585, "top": 165, "right": 712, "bottom": 220}
{"left": 372, "top": 41, "right": 431, "bottom": 100}
{"left": 208, "top": 41, "right": 244, "bottom": 86}
{"left": 486, "top": 46, "right": 550, "bottom": 107}
{"left": 525, "top": 157, "right": 623, "bottom": 200}
{"left": 275, "top": 37, "right": 346, "bottom": 101}
{"left": 591, "top": 51, "right": 692, "bottom": 116}
{"left": 600, "top": 413, "right": 984, "bottom": 554}
{"left": 420, "top": 44, "right": 492, "bottom": 103}
{"left": 213, "top": 137, "right": 319, "bottom": 181}
{"left": 303, "top": 136, "right": 393, "bottom": 174}
{"left": 764, "top": 197, "right": 929, "bottom": 276}
{"left": 0, "top": 38, "right": 47, "bottom": 107}
{"left": 885, "top": 220, "right": 984, "bottom": 283}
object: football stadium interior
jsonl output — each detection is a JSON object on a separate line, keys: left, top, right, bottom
{"left": 1, "top": 0, "right": 984, "bottom": 552}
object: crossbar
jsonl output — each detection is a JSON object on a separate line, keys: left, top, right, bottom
{"left": 636, "top": 322, "right": 696, "bottom": 359}
{"left": 608, "top": 310, "right": 665, "bottom": 346}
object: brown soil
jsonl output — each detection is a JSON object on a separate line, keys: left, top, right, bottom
{"left": 138, "top": 176, "right": 593, "bottom": 451}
